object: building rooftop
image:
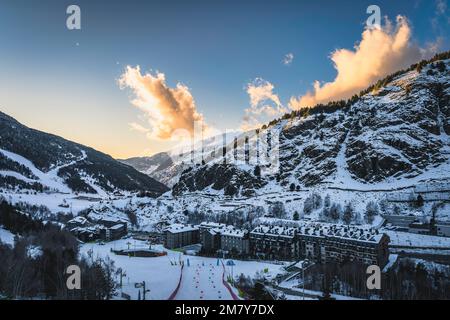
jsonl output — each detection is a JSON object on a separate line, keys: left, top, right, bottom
{"left": 251, "top": 225, "right": 297, "bottom": 238}
{"left": 110, "top": 224, "right": 126, "bottom": 230}
{"left": 68, "top": 216, "right": 88, "bottom": 225}
{"left": 214, "top": 225, "right": 247, "bottom": 238}
{"left": 251, "top": 220, "right": 385, "bottom": 243}
{"left": 165, "top": 224, "right": 199, "bottom": 234}
{"left": 99, "top": 217, "right": 126, "bottom": 224}
{"left": 296, "top": 223, "right": 383, "bottom": 243}
{"left": 199, "top": 222, "right": 227, "bottom": 229}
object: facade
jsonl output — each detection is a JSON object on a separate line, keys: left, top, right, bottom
{"left": 66, "top": 216, "right": 89, "bottom": 230}
{"left": 70, "top": 226, "right": 103, "bottom": 242}
{"left": 218, "top": 226, "right": 249, "bottom": 255}
{"left": 105, "top": 224, "right": 128, "bottom": 241}
{"left": 67, "top": 216, "right": 128, "bottom": 242}
{"left": 198, "top": 222, "right": 249, "bottom": 255}
{"left": 408, "top": 222, "right": 431, "bottom": 235}
{"left": 97, "top": 217, "right": 128, "bottom": 240}
{"left": 164, "top": 224, "right": 200, "bottom": 249}
{"left": 250, "top": 225, "right": 298, "bottom": 260}
{"left": 250, "top": 222, "right": 390, "bottom": 268}
{"left": 436, "top": 222, "right": 450, "bottom": 237}
{"left": 98, "top": 217, "right": 127, "bottom": 228}
{"left": 383, "top": 214, "right": 417, "bottom": 228}
{"left": 199, "top": 222, "right": 226, "bottom": 253}
{"left": 296, "top": 223, "right": 390, "bottom": 267}
{"left": 203, "top": 229, "right": 221, "bottom": 253}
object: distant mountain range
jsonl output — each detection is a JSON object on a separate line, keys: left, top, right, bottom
{"left": 0, "top": 112, "right": 169, "bottom": 196}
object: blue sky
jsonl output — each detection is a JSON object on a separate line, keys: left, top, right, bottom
{"left": 0, "top": 0, "right": 448, "bottom": 158}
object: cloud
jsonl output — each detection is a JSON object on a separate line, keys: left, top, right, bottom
{"left": 242, "top": 78, "right": 288, "bottom": 130}
{"left": 289, "top": 16, "right": 440, "bottom": 109}
{"left": 436, "top": 0, "right": 447, "bottom": 15}
{"left": 247, "top": 78, "right": 282, "bottom": 108}
{"left": 283, "top": 53, "right": 294, "bottom": 66}
{"left": 119, "top": 66, "right": 206, "bottom": 140}
{"left": 129, "top": 122, "right": 150, "bottom": 134}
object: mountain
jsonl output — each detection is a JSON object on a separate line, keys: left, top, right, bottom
{"left": 172, "top": 52, "right": 450, "bottom": 196}
{"left": 119, "top": 131, "right": 242, "bottom": 187}
{"left": 0, "top": 112, "right": 169, "bottom": 196}
{"left": 118, "top": 152, "right": 178, "bottom": 187}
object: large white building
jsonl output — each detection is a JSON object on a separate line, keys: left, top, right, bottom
{"left": 250, "top": 221, "right": 390, "bottom": 267}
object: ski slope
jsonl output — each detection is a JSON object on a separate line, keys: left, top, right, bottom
{"left": 174, "top": 260, "right": 233, "bottom": 300}
{"left": 80, "top": 239, "right": 283, "bottom": 300}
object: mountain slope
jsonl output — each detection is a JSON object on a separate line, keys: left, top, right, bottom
{"left": 172, "top": 54, "right": 450, "bottom": 196}
{"left": 0, "top": 112, "right": 169, "bottom": 196}
{"left": 119, "top": 131, "right": 242, "bottom": 187}
{"left": 118, "top": 152, "right": 177, "bottom": 187}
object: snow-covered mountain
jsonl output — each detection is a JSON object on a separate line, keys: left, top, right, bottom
{"left": 119, "top": 131, "right": 243, "bottom": 187}
{"left": 0, "top": 112, "right": 169, "bottom": 197}
{"left": 171, "top": 54, "right": 450, "bottom": 196}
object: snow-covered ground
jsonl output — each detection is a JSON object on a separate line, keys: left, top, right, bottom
{"left": 0, "top": 148, "right": 87, "bottom": 194}
{"left": 385, "top": 230, "right": 450, "bottom": 248}
{"left": 173, "top": 259, "right": 232, "bottom": 300}
{"left": 0, "top": 226, "right": 15, "bottom": 246}
{"left": 276, "top": 278, "right": 362, "bottom": 300}
{"left": 80, "top": 239, "right": 284, "bottom": 300}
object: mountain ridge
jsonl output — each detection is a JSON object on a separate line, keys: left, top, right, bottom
{"left": 171, "top": 53, "right": 450, "bottom": 196}
{"left": 117, "top": 52, "right": 450, "bottom": 197}
{"left": 0, "top": 111, "right": 169, "bottom": 196}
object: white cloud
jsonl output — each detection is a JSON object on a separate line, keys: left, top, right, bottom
{"left": 289, "top": 16, "right": 440, "bottom": 109}
{"left": 283, "top": 53, "right": 294, "bottom": 66}
{"left": 436, "top": 0, "right": 447, "bottom": 15}
{"left": 129, "top": 122, "right": 150, "bottom": 134}
{"left": 119, "top": 66, "right": 206, "bottom": 140}
{"left": 242, "top": 78, "right": 288, "bottom": 130}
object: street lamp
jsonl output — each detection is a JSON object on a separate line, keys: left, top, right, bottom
{"left": 298, "top": 259, "right": 315, "bottom": 300}
{"left": 135, "top": 281, "right": 150, "bottom": 300}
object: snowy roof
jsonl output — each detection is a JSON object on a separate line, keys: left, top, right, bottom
{"left": 251, "top": 221, "right": 385, "bottom": 243}
{"left": 296, "top": 223, "right": 384, "bottom": 243}
{"left": 110, "top": 224, "right": 126, "bottom": 230}
{"left": 213, "top": 225, "right": 247, "bottom": 238}
{"left": 70, "top": 225, "right": 104, "bottom": 234}
{"left": 68, "top": 216, "right": 88, "bottom": 225}
{"left": 165, "top": 224, "right": 199, "bottom": 234}
{"left": 199, "top": 222, "right": 227, "bottom": 229}
{"left": 99, "top": 217, "right": 126, "bottom": 223}
{"left": 251, "top": 225, "right": 297, "bottom": 238}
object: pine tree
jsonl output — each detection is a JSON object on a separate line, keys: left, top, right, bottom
{"left": 254, "top": 165, "right": 261, "bottom": 177}
{"left": 343, "top": 203, "right": 354, "bottom": 225}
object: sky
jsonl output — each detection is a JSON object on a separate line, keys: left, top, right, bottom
{"left": 0, "top": 0, "right": 448, "bottom": 159}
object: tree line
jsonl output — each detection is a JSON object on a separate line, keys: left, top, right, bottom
{"left": 0, "top": 201, "right": 118, "bottom": 299}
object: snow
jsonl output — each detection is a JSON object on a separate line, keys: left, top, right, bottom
{"left": 384, "top": 230, "right": 450, "bottom": 248}
{"left": 165, "top": 224, "right": 199, "bottom": 233}
{"left": 277, "top": 278, "right": 362, "bottom": 300}
{"left": 382, "top": 254, "right": 399, "bottom": 272}
{"left": 0, "top": 227, "right": 15, "bottom": 246}
{"left": 26, "top": 245, "right": 43, "bottom": 259}
{"left": 80, "top": 239, "right": 284, "bottom": 300}
{"left": 0, "top": 148, "right": 86, "bottom": 193}
{"left": 173, "top": 259, "right": 233, "bottom": 300}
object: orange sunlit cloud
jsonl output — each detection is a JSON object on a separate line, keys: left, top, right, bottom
{"left": 289, "top": 16, "right": 441, "bottom": 109}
